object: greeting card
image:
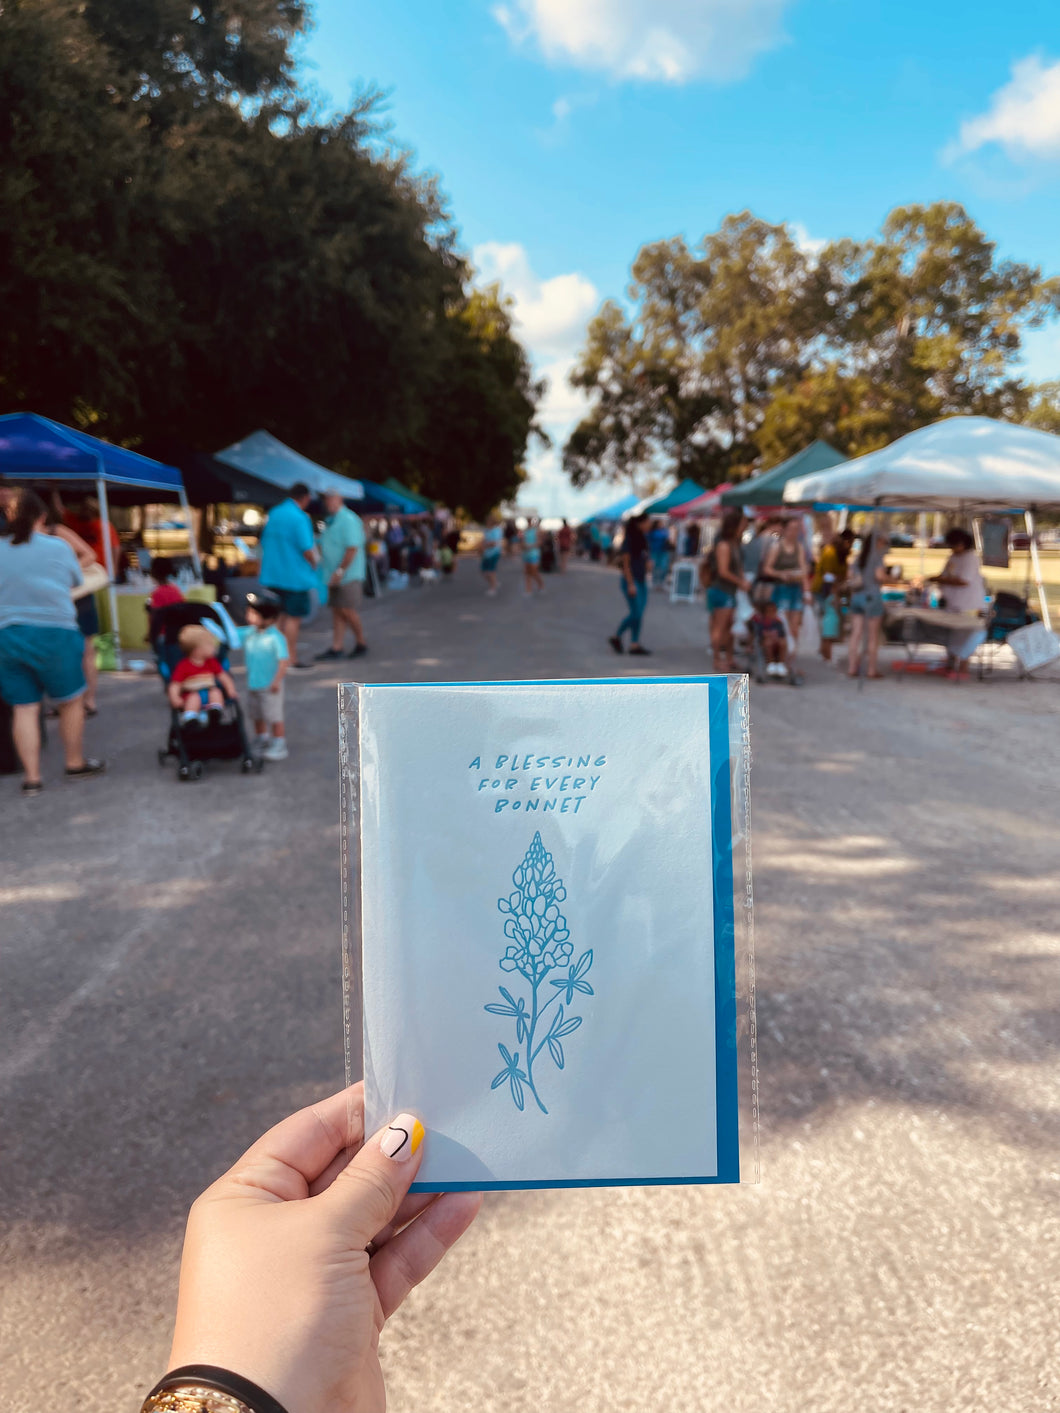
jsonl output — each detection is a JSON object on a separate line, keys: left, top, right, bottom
{"left": 339, "top": 676, "right": 755, "bottom": 1192}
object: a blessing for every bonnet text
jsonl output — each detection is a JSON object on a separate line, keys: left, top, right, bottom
{"left": 469, "top": 753, "right": 609, "bottom": 815}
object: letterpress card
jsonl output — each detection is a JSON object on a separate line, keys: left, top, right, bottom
{"left": 339, "top": 676, "right": 752, "bottom": 1192}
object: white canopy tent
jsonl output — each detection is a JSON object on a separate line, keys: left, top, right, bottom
{"left": 215, "top": 430, "right": 364, "bottom": 500}
{"left": 784, "top": 417, "right": 1060, "bottom": 627}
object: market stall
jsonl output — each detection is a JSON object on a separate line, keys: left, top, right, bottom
{"left": 783, "top": 416, "right": 1060, "bottom": 630}
{"left": 0, "top": 412, "right": 198, "bottom": 656}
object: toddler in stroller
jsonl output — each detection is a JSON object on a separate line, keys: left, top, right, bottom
{"left": 169, "top": 624, "right": 235, "bottom": 724}
{"left": 152, "top": 602, "right": 259, "bottom": 781}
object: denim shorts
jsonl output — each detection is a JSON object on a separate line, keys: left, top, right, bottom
{"left": 772, "top": 582, "right": 803, "bottom": 612}
{"left": 263, "top": 586, "right": 311, "bottom": 618}
{"left": 0, "top": 624, "right": 87, "bottom": 706}
{"left": 849, "top": 591, "right": 884, "bottom": 620}
{"left": 706, "top": 586, "right": 736, "bottom": 612}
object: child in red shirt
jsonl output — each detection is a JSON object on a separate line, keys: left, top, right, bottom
{"left": 145, "top": 557, "right": 185, "bottom": 642}
{"left": 168, "top": 624, "right": 237, "bottom": 724}
{"left": 148, "top": 557, "right": 184, "bottom": 609}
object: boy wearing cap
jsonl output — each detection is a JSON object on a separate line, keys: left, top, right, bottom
{"left": 240, "top": 592, "right": 290, "bottom": 760}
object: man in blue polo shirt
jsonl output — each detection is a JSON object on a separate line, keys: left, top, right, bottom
{"left": 259, "top": 482, "right": 318, "bottom": 668}
{"left": 315, "top": 490, "right": 368, "bottom": 661}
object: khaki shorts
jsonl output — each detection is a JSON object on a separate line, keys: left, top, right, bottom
{"left": 247, "top": 682, "right": 285, "bottom": 726}
{"left": 328, "top": 580, "right": 363, "bottom": 610}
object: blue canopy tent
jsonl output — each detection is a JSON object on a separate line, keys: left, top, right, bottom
{"left": 215, "top": 430, "right": 364, "bottom": 502}
{"left": 353, "top": 479, "right": 428, "bottom": 515}
{"left": 583, "top": 492, "right": 640, "bottom": 523}
{"left": 0, "top": 413, "right": 196, "bottom": 651}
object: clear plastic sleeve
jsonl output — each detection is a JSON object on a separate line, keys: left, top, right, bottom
{"left": 339, "top": 674, "right": 758, "bottom": 1190}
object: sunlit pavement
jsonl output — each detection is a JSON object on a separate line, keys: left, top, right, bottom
{"left": 3, "top": 557, "right": 1060, "bottom": 1412}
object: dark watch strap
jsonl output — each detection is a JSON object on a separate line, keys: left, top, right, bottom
{"left": 147, "top": 1365, "right": 289, "bottom": 1413}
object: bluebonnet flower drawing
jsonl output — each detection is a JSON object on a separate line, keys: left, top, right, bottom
{"left": 486, "top": 832, "right": 593, "bottom": 1115}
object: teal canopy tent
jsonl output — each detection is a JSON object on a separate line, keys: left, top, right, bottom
{"left": 635, "top": 479, "right": 706, "bottom": 516}
{"left": 720, "top": 440, "right": 847, "bottom": 508}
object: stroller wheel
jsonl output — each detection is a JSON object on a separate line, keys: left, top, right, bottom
{"left": 178, "top": 765, "right": 190, "bottom": 781}
{"left": 189, "top": 760, "right": 206, "bottom": 781}
{"left": 241, "top": 757, "right": 256, "bottom": 774}
{"left": 157, "top": 749, "right": 170, "bottom": 766}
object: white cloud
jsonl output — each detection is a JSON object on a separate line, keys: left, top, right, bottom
{"left": 474, "top": 241, "right": 615, "bottom": 517}
{"left": 474, "top": 241, "right": 598, "bottom": 363}
{"left": 493, "top": 0, "right": 790, "bottom": 84}
{"left": 948, "top": 55, "right": 1060, "bottom": 163}
{"left": 791, "top": 222, "right": 827, "bottom": 257}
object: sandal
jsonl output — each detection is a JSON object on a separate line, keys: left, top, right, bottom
{"left": 65, "top": 759, "right": 107, "bottom": 781}
{"left": 21, "top": 780, "right": 43, "bottom": 797}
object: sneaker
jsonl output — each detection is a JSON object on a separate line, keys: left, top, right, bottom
{"left": 608, "top": 635, "right": 624, "bottom": 654}
{"left": 289, "top": 660, "right": 313, "bottom": 671}
{"left": 181, "top": 710, "right": 199, "bottom": 724}
{"left": 264, "top": 738, "right": 289, "bottom": 761}
{"left": 315, "top": 647, "right": 345, "bottom": 661}
{"left": 775, "top": 662, "right": 789, "bottom": 678}
{"left": 197, "top": 710, "right": 209, "bottom": 725}
{"left": 65, "top": 759, "right": 106, "bottom": 781}
{"left": 348, "top": 643, "right": 369, "bottom": 659}
{"left": 255, "top": 733, "right": 270, "bottom": 750}
{"left": 628, "top": 644, "right": 652, "bottom": 656}
{"left": 765, "top": 662, "right": 778, "bottom": 677}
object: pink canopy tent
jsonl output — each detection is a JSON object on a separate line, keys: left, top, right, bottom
{"left": 668, "top": 483, "right": 732, "bottom": 519}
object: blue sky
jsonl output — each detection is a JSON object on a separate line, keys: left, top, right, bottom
{"left": 301, "top": 0, "right": 1060, "bottom": 515}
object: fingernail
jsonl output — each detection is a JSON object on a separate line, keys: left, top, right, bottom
{"left": 380, "top": 1113, "right": 425, "bottom": 1162}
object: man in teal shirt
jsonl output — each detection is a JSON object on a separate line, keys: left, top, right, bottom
{"left": 259, "top": 482, "right": 318, "bottom": 668}
{"left": 315, "top": 490, "right": 368, "bottom": 660}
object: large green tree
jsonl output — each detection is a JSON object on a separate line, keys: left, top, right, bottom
{"left": 0, "top": 0, "right": 540, "bottom": 515}
{"left": 565, "top": 203, "right": 1060, "bottom": 490}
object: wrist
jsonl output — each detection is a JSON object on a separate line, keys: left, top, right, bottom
{"left": 143, "top": 1367, "right": 288, "bottom": 1413}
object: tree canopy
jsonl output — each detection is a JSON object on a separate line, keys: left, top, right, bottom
{"left": 0, "top": 0, "right": 540, "bottom": 514}
{"left": 565, "top": 205, "right": 1060, "bottom": 492}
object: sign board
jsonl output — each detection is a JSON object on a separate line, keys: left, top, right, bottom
{"left": 670, "top": 558, "right": 698, "bottom": 603}
{"left": 1008, "top": 622, "right": 1060, "bottom": 673}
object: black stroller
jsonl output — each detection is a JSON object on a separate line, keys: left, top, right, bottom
{"left": 151, "top": 601, "right": 262, "bottom": 782}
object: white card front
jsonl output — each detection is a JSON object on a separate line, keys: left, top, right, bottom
{"left": 347, "top": 677, "right": 740, "bottom": 1191}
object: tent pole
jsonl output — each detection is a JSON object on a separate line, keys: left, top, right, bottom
{"left": 96, "top": 475, "right": 123, "bottom": 669}
{"left": 1025, "top": 509, "right": 1050, "bottom": 630}
{"left": 917, "top": 512, "right": 927, "bottom": 578}
{"left": 179, "top": 486, "right": 204, "bottom": 581}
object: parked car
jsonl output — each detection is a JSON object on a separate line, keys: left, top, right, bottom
{"left": 889, "top": 531, "right": 915, "bottom": 548}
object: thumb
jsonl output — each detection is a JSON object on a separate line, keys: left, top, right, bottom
{"left": 328, "top": 1113, "right": 426, "bottom": 1247}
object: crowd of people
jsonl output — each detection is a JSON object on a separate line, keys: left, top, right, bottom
{"left": 0, "top": 470, "right": 1002, "bottom": 795}
{"left": 584, "top": 505, "right": 994, "bottom": 682}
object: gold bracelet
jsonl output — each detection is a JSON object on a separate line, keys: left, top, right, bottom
{"left": 142, "top": 1386, "right": 253, "bottom": 1413}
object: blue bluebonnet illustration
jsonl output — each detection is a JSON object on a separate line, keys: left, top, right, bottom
{"left": 486, "top": 831, "right": 593, "bottom": 1114}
